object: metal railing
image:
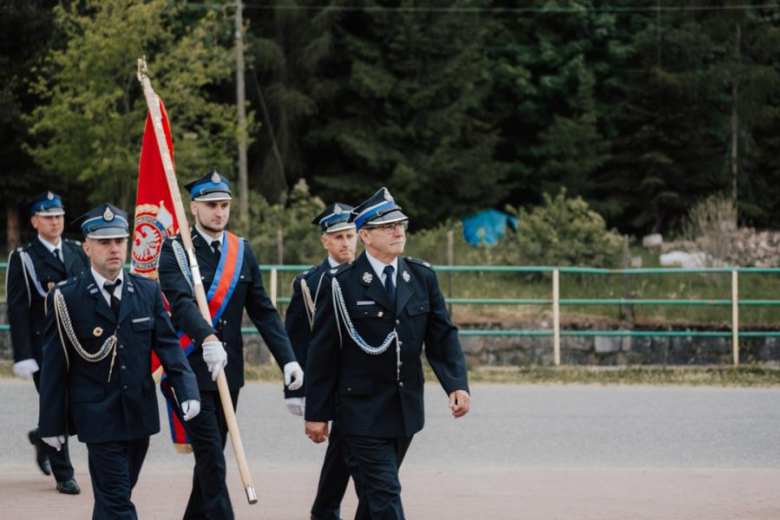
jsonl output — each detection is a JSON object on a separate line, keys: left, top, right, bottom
{"left": 2, "top": 263, "right": 779, "bottom": 366}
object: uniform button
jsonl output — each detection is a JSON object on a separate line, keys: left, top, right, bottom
{"left": 121, "top": 365, "right": 127, "bottom": 370}
{"left": 399, "top": 382, "right": 404, "bottom": 387}
{"left": 396, "top": 320, "right": 400, "bottom": 325}
{"left": 122, "top": 385, "right": 128, "bottom": 391}
{"left": 347, "top": 387, "right": 352, "bottom": 392}
{"left": 119, "top": 345, "right": 124, "bottom": 350}
{"left": 398, "top": 340, "right": 403, "bottom": 346}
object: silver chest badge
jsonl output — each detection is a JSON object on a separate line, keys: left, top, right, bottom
{"left": 362, "top": 272, "right": 373, "bottom": 284}
{"left": 402, "top": 271, "right": 410, "bottom": 283}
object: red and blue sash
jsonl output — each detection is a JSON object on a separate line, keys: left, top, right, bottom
{"left": 160, "top": 231, "right": 244, "bottom": 451}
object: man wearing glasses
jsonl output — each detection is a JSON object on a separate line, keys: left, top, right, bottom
{"left": 304, "top": 187, "right": 471, "bottom": 519}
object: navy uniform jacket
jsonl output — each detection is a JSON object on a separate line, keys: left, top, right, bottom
{"left": 284, "top": 258, "right": 331, "bottom": 398}
{"left": 304, "top": 252, "right": 469, "bottom": 438}
{"left": 38, "top": 271, "right": 199, "bottom": 444}
{"left": 157, "top": 231, "right": 296, "bottom": 391}
{"left": 6, "top": 238, "right": 89, "bottom": 363}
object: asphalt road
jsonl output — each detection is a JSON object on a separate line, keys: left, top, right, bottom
{"left": 2, "top": 380, "right": 780, "bottom": 519}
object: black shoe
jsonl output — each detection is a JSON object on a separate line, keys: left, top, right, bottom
{"left": 27, "top": 430, "right": 52, "bottom": 476}
{"left": 56, "top": 478, "right": 81, "bottom": 495}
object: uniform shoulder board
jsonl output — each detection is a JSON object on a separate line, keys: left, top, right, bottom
{"left": 64, "top": 238, "right": 82, "bottom": 246}
{"left": 406, "top": 257, "right": 434, "bottom": 270}
{"left": 55, "top": 278, "right": 70, "bottom": 288}
{"left": 328, "top": 262, "right": 354, "bottom": 277}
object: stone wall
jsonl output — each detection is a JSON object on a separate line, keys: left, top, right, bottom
{"left": 2, "top": 301, "right": 778, "bottom": 367}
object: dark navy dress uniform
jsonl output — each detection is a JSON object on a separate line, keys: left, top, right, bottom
{"left": 5, "top": 191, "right": 89, "bottom": 489}
{"left": 157, "top": 170, "right": 297, "bottom": 520}
{"left": 305, "top": 189, "right": 469, "bottom": 520}
{"left": 286, "top": 201, "right": 357, "bottom": 520}
{"left": 37, "top": 203, "right": 199, "bottom": 520}
{"left": 287, "top": 259, "right": 352, "bottom": 520}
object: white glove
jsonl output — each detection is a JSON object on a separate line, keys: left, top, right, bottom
{"left": 13, "top": 359, "right": 40, "bottom": 380}
{"left": 182, "top": 399, "right": 201, "bottom": 421}
{"left": 284, "top": 361, "right": 304, "bottom": 391}
{"left": 202, "top": 340, "right": 227, "bottom": 381}
{"left": 42, "top": 435, "right": 65, "bottom": 452}
{"left": 285, "top": 397, "right": 305, "bottom": 416}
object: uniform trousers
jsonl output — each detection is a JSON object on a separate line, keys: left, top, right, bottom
{"left": 32, "top": 370, "right": 75, "bottom": 482}
{"left": 86, "top": 437, "right": 150, "bottom": 520}
{"left": 343, "top": 435, "right": 413, "bottom": 520}
{"left": 311, "top": 421, "right": 351, "bottom": 520}
{"left": 183, "top": 388, "right": 239, "bottom": 520}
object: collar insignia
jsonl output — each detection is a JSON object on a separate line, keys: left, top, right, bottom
{"left": 362, "top": 272, "right": 373, "bottom": 284}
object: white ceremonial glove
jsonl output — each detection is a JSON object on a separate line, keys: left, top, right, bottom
{"left": 285, "top": 397, "right": 306, "bottom": 417}
{"left": 42, "top": 435, "right": 65, "bottom": 452}
{"left": 202, "top": 340, "right": 228, "bottom": 381}
{"left": 13, "top": 359, "right": 40, "bottom": 380}
{"left": 182, "top": 399, "right": 201, "bottom": 421}
{"left": 284, "top": 361, "right": 304, "bottom": 391}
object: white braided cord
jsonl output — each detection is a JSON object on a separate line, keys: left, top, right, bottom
{"left": 53, "top": 289, "right": 117, "bottom": 370}
{"left": 171, "top": 240, "right": 194, "bottom": 293}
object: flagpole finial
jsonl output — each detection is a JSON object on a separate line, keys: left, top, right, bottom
{"left": 137, "top": 57, "right": 149, "bottom": 84}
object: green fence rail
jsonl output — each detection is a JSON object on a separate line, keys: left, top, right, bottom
{"left": 1, "top": 263, "right": 779, "bottom": 365}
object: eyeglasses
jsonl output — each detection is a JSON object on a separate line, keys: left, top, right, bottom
{"left": 367, "top": 221, "right": 409, "bottom": 233}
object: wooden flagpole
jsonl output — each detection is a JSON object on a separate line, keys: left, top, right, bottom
{"left": 136, "top": 58, "right": 258, "bottom": 504}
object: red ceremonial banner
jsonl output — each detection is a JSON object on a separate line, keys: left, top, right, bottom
{"left": 132, "top": 97, "right": 180, "bottom": 378}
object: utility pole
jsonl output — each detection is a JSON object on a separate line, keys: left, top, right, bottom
{"left": 235, "top": 0, "right": 249, "bottom": 231}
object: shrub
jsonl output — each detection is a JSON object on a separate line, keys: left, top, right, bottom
{"left": 502, "top": 190, "right": 623, "bottom": 267}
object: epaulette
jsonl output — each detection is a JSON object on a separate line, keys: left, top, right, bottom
{"left": 326, "top": 261, "right": 355, "bottom": 277}
{"left": 406, "top": 257, "right": 434, "bottom": 270}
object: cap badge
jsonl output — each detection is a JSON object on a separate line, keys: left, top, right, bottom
{"left": 211, "top": 171, "right": 220, "bottom": 183}
{"left": 47, "top": 191, "right": 54, "bottom": 200}
{"left": 402, "top": 271, "right": 411, "bottom": 283}
{"left": 362, "top": 272, "right": 373, "bottom": 284}
{"left": 103, "top": 207, "right": 115, "bottom": 222}
{"left": 334, "top": 206, "right": 343, "bottom": 215}
{"left": 93, "top": 327, "right": 103, "bottom": 337}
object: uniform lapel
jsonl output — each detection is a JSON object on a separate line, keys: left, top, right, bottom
{"left": 86, "top": 272, "right": 117, "bottom": 324}
{"left": 32, "top": 238, "right": 65, "bottom": 276}
{"left": 357, "top": 253, "right": 394, "bottom": 313}
{"left": 192, "top": 231, "right": 216, "bottom": 273}
{"left": 395, "top": 257, "right": 414, "bottom": 314}
{"left": 118, "top": 274, "right": 135, "bottom": 324}
{"left": 63, "top": 240, "right": 80, "bottom": 276}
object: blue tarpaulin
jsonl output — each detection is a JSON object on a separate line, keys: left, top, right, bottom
{"left": 462, "top": 209, "right": 518, "bottom": 247}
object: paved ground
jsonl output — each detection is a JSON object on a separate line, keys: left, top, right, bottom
{"left": 2, "top": 380, "right": 780, "bottom": 519}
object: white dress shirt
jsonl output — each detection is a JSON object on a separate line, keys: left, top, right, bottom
{"left": 38, "top": 235, "right": 64, "bottom": 263}
{"left": 365, "top": 250, "right": 398, "bottom": 288}
{"left": 91, "top": 267, "right": 124, "bottom": 307}
{"left": 194, "top": 225, "right": 224, "bottom": 254}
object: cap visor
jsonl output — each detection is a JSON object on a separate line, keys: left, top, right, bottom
{"left": 325, "top": 222, "right": 356, "bottom": 233}
{"left": 35, "top": 209, "right": 65, "bottom": 216}
{"left": 365, "top": 211, "right": 408, "bottom": 227}
{"left": 85, "top": 228, "right": 129, "bottom": 239}
{"left": 193, "top": 192, "right": 232, "bottom": 202}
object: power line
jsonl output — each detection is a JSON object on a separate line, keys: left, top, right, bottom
{"left": 241, "top": 3, "right": 780, "bottom": 15}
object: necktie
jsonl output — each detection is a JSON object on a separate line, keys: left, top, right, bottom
{"left": 53, "top": 248, "right": 63, "bottom": 265}
{"left": 383, "top": 265, "right": 396, "bottom": 306}
{"left": 103, "top": 280, "right": 122, "bottom": 318}
{"left": 211, "top": 240, "right": 221, "bottom": 264}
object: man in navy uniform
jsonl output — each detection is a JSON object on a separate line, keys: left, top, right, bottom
{"left": 5, "top": 191, "right": 89, "bottom": 494}
{"left": 304, "top": 187, "right": 471, "bottom": 520}
{"left": 157, "top": 171, "right": 303, "bottom": 520}
{"left": 285, "top": 202, "right": 357, "bottom": 520}
{"left": 38, "top": 203, "right": 201, "bottom": 519}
